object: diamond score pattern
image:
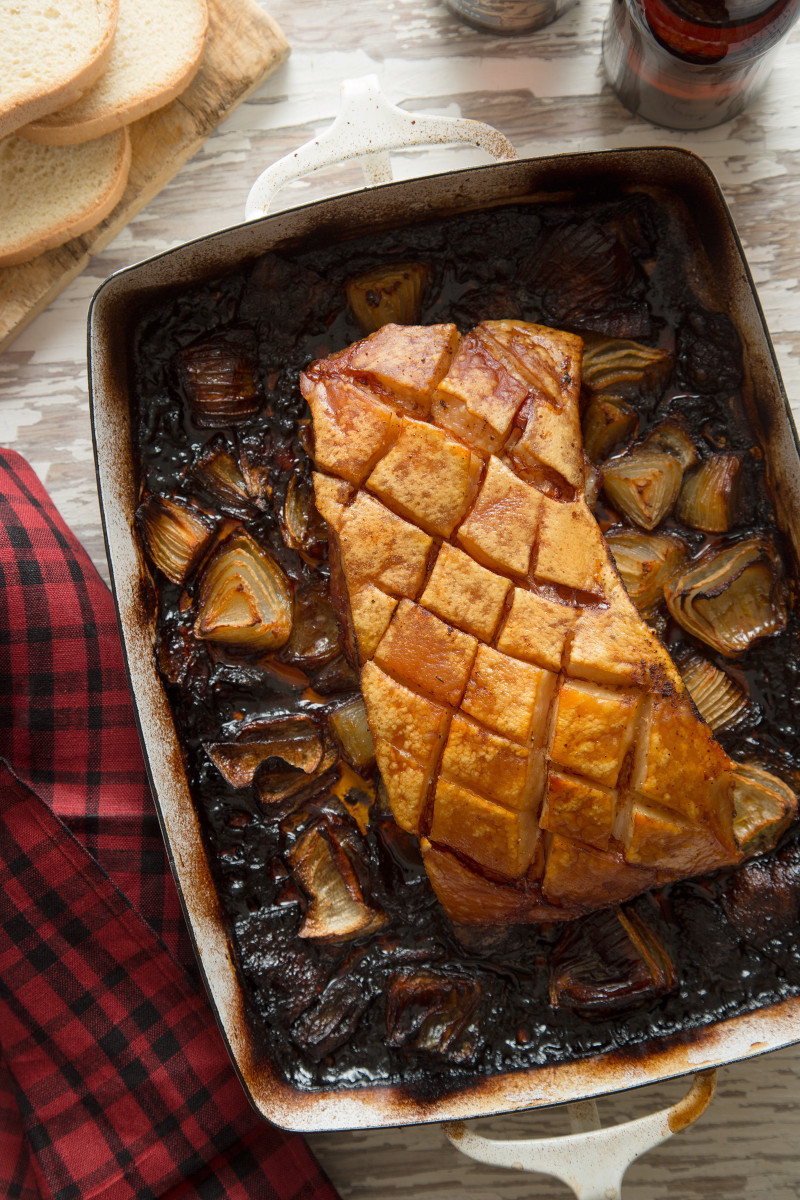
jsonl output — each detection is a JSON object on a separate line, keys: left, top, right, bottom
{"left": 302, "top": 321, "right": 740, "bottom": 925}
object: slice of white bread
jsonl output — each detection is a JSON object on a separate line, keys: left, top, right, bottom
{"left": 21, "top": 0, "right": 209, "bottom": 145}
{"left": 0, "top": 0, "right": 119, "bottom": 140}
{"left": 0, "top": 129, "right": 131, "bottom": 266}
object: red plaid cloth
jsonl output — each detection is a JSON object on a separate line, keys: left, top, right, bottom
{"left": 0, "top": 449, "right": 340, "bottom": 1200}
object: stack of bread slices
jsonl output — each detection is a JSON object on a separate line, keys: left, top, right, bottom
{"left": 0, "top": 0, "right": 209, "bottom": 267}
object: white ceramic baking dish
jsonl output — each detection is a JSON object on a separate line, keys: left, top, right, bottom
{"left": 88, "top": 80, "right": 800, "bottom": 1192}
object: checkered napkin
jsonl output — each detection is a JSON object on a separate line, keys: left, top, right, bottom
{"left": 0, "top": 449, "right": 340, "bottom": 1200}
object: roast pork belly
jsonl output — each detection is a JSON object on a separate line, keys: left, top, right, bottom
{"left": 301, "top": 321, "right": 742, "bottom": 925}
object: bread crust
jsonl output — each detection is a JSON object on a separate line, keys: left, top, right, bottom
{"left": 0, "top": 0, "right": 120, "bottom": 140}
{"left": 21, "top": 0, "right": 208, "bottom": 146}
{"left": 0, "top": 129, "right": 132, "bottom": 267}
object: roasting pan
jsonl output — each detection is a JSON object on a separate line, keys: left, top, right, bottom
{"left": 88, "top": 78, "right": 800, "bottom": 1150}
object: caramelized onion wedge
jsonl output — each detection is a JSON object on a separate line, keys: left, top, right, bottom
{"left": 328, "top": 696, "right": 376, "bottom": 773}
{"left": 280, "top": 578, "right": 341, "bottom": 669}
{"left": 255, "top": 754, "right": 339, "bottom": 807}
{"left": 194, "top": 528, "right": 293, "bottom": 651}
{"left": 606, "top": 529, "right": 687, "bottom": 613}
{"left": 676, "top": 453, "right": 743, "bottom": 533}
{"left": 643, "top": 420, "right": 698, "bottom": 471}
{"left": 177, "top": 337, "right": 260, "bottom": 427}
{"left": 386, "top": 969, "right": 480, "bottom": 1059}
{"left": 680, "top": 654, "right": 749, "bottom": 733}
{"left": 192, "top": 437, "right": 254, "bottom": 516}
{"left": 601, "top": 448, "right": 683, "bottom": 530}
{"left": 137, "top": 494, "right": 217, "bottom": 585}
{"left": 582, "top": 395, "right": 638, "bottom": 463}
{"left": 280, "top": 474, "right": 327, "bottom": 561}
{"left": 665, "top": 536, "right": 788, "bottom": 656}
{"left": 206, "top": 714, "right": 324, "bottom": 787}
{"left": 581, "top": 336, "right": 672, "bottom": 393}
{"left": 550, "top": 906, "right": 675, "bottom": 1017}
{"left": 732, "top": 762, "right": 797, "bottom": 858}
{"left": 289, "top": 825, "right": 385, "bottom": 942}
{"left": 346, "top": 262, "right": 430, "bottom": 333}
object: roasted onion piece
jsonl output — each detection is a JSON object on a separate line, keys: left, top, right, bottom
{"left": 680, "top": 654, "right": 749, "bottom": 733}
{"left": 581, "top": 336, "right": 671, "bottom": 393}
{"left": 136, "top": 493, "right": 217, "bottom": 585}
{"left": 346, "top": 262, "right": 431, "bottom": 332}
{"left": 606, "top": 529, "right": 687, "bottom": 613}
{"left": 601, "top": 448, "right": 683, "bottom": 530}
{"left": 642, "top": 420, "right": 698, "bottom": 471}
{"left": 280, "top": 473, "right": 327, "bottom": 561}
{"left": 676, "top": 453, "right": 743, "bottom": 533}
{"left": 732, "top": 762, "right": 797, "bottom": 858}
{"left": 191, "top": 437, "right": 254, "bottom": 517}
{"left": 194, "top": 528, "right": 293, "bottom": 651}
{"left": 255, "top": 756, "right": 339, "bottom": 807}
{"left": 176, "top": 336, "right": 260, "bottom": 427}
{"left": 279, "top": 578, "right": 341, "bottom": 669}
{"left": 386, "top": 969, "right": 481, "bottom": 1060}
{"left": 665, "top": 536, "right": 788, "bottom": 656}
{"left": 289, "top": 822, "right": 385, "bottom": 942}
{"left": 290, "top": 959, "right": 373, "bottom": 1060}
{"left": 206, "top": 714, "right": 325, "bottom": 788}
{"left": 328, "top": 696, "right": 376, "bottom": 773}
{"left": 581, "top": 395, "right": 638, "bottom": 463}
{"left": 550, "top": 907, "right": 675, "bottom": 1017}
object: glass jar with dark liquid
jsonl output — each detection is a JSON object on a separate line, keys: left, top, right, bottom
{"left": 602, "top": 0, "right": 800, "bottom": 128}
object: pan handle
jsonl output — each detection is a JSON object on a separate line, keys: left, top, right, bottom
{"left": 244, "top": 73, "right": 517, "bottom": 219}
{"left": 442, "top": 1068, "right": 717, "bottom": 1200}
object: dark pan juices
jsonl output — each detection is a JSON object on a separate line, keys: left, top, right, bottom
{"left": 131, "top": 188, "right": 800, "bottom": 1094}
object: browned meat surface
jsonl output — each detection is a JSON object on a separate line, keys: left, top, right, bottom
{"left": 302, "top": 321, "right": 741, "bottom": 925}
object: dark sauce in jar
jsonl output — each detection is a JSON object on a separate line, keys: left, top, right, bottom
{"left": 132, "top": 189, "right": 800, "bottom": 1096}
{"left": 602, "top": 0, "right": 800, "bottom": 129}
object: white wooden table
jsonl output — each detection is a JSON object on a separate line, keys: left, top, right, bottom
{"left": 2, "top": 0, "right": 799, "bottom": 1193}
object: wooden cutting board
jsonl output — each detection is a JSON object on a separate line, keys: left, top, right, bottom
{"left": 0, "top": 0, "right": 289, "bottom": 352}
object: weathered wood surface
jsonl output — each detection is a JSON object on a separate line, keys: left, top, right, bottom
{"left": 0, "top": 0, "right": 289, "bottom": 353}
{"left": 1, "top": 0, "right": 800, "bottom": 1194}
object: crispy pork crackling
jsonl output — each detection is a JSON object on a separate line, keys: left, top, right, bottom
{"left": 301, "top": 322, "right": 742, "bottom": 925}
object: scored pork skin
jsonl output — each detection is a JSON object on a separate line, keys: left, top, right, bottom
{"left": 301, "top": 322, "right": 740, "bottom": 925}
